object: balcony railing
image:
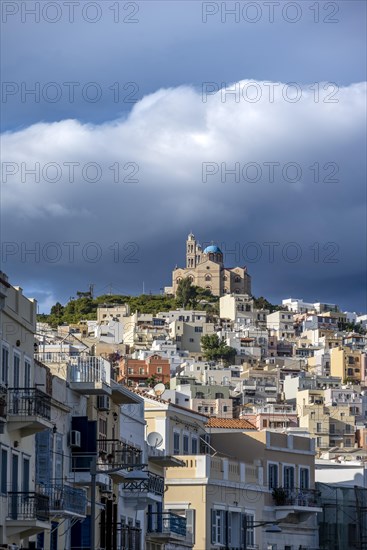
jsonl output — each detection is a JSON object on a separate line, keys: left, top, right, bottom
{"left": 46, "top": 485, "right": 87, "bottom": 516}
{"left": 69, "top": 356, "right": 110, "bottom": 385}
{"left": 7, "top": 388, "right": 51, "bottom": 420}
{"left": 147, "top": 511, "right": 187, "bottom": 537}
{"left": 7, "top": 492, "right": 49, "bottom": 521}
{"left": 97, "top": 439, "right": 144, "bottom": 469}
{"left": 123, "top": 472, "right": 164, "bottom": 496}
{"left": 272, "top": 488, "right": 321, "bottom": 507}
{"left": 121, "top": 525, "right": 142, "bottom": 550}
{"left": 0, "top": 386, "right": 6, "bottom": 418}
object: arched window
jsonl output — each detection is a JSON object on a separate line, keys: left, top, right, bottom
{"left": 235, "top": 288, "right": 240, "bottom": 294}
{"left": 234, "top": 276, "right": 241, "bottom": 283}
{"left": 223, "top": 275, "right": 227, "bottom": 281}
{"left": 176, "top": 278, "right": 182, "bottom": 284}
{"left": 206, "top": 286, "right": 212, "bottom": 291}
{"left": 205, "top": 274, "right": 211, "bottom": 281}
{"left": 188, "top": 275, "right": 194, "bottom": 282}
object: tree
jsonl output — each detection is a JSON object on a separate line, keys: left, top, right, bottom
{"left": 176, "top": 278, "right": 196, "bottom": 308}
{"left": 201, "top": 334, "right": 236, "bottom": 365}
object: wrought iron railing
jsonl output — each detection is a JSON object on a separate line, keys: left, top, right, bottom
{"left": 0, "top": 386, "right": 6, "bottom": 418}
{"left": 123, "top": 472, "right": 164, "bottom": 496}
{"left": 97, "top": 439, "right": 144, "bottom": 469}
{"left": 71, "top": 440, "right": 144, "bottom": 472}
{"left": 147, "top": 511, "right": 187, "bottom": 537}
{"left": 46, "top": 485, "right": 87, "bottom": 516}
{"left": 121, "top": 525, "right": 142, "bottom": 550}
{"left": 272, "top": 487, "right": 321, "bottom": 507}
{"left": 7, "top": 388, "right": 51, "bottom": 420}
{"left": 7, "top": 491, "right": 49, "bottom": 521}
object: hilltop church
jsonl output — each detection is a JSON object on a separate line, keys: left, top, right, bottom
{"left": 166, "top": 233, "right": 251, "bottom": 297}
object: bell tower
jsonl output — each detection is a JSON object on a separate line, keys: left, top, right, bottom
{"left": 186, "top": 233, "right": 197, "bottom": 268}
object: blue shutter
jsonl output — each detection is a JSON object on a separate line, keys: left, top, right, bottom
{"left": 81, "top": 515, "right": 91, "bottom": 547}
{"left": 147, "top": 504, "right": 153, "bottom": 532}
{"left": 211, "top": 509, "right": 216, "bottom": 543}
{"left": 157, "top": 501, "right": 163, "bottom": 532}
{"left": 36, "top": 430, "right": 53, "bottom": 485}
{"left": 1, "top": 449, "right": 7, "bottom": 494}
{"left": 55, "top": 434, "right": 63, "bottom": 485}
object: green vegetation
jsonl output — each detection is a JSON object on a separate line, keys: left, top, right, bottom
{"left": 252, "top": 296, "right": 283, "bottom": 313}
{"left": 37, "top": 290, "right": 218, "bottom": 327}
{"left": 200, "top": 334, "right": 236, "bottom": 365}
{"left": 176, "top": 278, "right": 218, "bottom": 309}
{"left": 338, "top": 321, "right": 367, "bottom": 335}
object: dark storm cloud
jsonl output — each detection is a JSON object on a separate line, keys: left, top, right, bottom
{"left": 1, "top": 81, "right": 366, "bottom": 311}
{"left": 1, "top": 1, "right": 366, "bottom": 312}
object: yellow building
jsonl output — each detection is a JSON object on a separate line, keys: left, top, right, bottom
{"left": 141, "top": 391, "right": 321, "bottom": 550}
{"left": 330, "top": 346, "right": 364, "bottom": 383}
{"left": 297, "top": 388, "right": 356, "bottom": 452}
{"left": 170, "top": 233, "right": 251, "bottom": 297}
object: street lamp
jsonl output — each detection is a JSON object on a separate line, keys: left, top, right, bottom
{"left": 243, "top": 516, "right": 282, "bottom": 550}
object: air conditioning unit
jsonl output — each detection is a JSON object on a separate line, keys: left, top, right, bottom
{"left": 70, "top": 430, "right": 81, "bottom": 448}
{"left": 97, "top": 395, "right": 110, "bottom": 411}
{"left": 100, "top": 477, "right": 113, "bottom": 493}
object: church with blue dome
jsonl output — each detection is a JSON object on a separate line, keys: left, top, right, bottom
{"left": 169, "top": 233, "right": 251, "bottom": 297}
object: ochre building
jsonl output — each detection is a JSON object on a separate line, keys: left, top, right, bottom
{"left": 171, "top": 233, "right": 251, "bottom": 297}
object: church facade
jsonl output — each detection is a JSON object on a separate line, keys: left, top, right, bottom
{"left": 169, "top": 233, "right": 251, "bottom": 297}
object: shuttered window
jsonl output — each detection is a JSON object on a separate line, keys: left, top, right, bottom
{"left": 36, "top": 430, "right": 53, "bottom": 485}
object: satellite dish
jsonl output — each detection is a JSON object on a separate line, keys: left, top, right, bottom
{"left": 147, "top": 431, "right": 163, "bottom": 448}
{"left": 153, "top": 383, "right": 166, "bottom": 396}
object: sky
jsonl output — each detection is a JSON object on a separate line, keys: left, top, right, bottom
{"left": 1, "top": 0, "right": 366, "bottom": 313}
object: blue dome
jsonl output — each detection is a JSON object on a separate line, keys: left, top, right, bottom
{"left": 203, "top": 245, "right": 222, "bottom": 254}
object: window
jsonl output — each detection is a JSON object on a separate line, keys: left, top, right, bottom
{"left": 157, "top": 367, "right": 162, "bottom": 373}
{"left": 316, "top": 422, "right": 322, "bottom": 432}
{"left": 194, "top": 326, "right": 203, "bottom": 333}
{"left": 189, "top": 338, "right": 194, "bottom": 342}
{"left": 283, "top": 466, "right": 295, "bottom": 490}
{"left": 192, "top": 438, "right": 198, "bottom": 454}
{"left": 268, "top": 463, "right": 278, "bottom": 489}
{"left": 1, "top": 347, "right": 9, "bottom": 386}
{"left": 245, "top": 514, "right": 255, "bottom": 547}
{"left": 13, "top": 353, "right": 20, "bottom": 388}
{"left": 23, "top": 457, "right": 30, "bottom": 492}
{"left": 139, "top": 368, "right": 145, "bottom": 374}
{"left": 183, "top": 435, "right": 189, "bottom": 455}
{"left": 1, "top": 448, "right": 7, "bottom": 494}
{"left": 223, "top": 406, "right": 228, "bottom": 412}
{"left": 173, "top": 432, "right": 180, "bottom": 454}
{"left": 211, "top": 510, "right": 225, "bottom": 544}
{"left": 300, "top": 468, "right": 309, "bottom": 489}
{"left": 24, "top": 359, "right": 31, "bottom": 388}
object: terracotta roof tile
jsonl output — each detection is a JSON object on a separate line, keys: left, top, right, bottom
{"left": 206, "top": 417, "right": 256, "bottom": 430}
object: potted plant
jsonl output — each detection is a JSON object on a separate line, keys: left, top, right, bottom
{"left": 272, "top": 487, "right": 288, "bottom": 506}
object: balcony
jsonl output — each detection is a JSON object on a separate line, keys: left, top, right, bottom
{"left": 110, "top": 379, "right": 141, "bottom": 404}
{"left": 121, "top": 525, "right": 142, "bottom": 550}
{"left": 123, "top": 471, "right": 164, "bottom": 495}
{"left": 97, "top": 439, "right": 144, "bottom": 482}
{"left": 46, "top": 485, "right": 87, "bottom": 518}
{"left": 147, "top": 512, "right": 192, "bottom": 544}
{"left": 6, "top": 388, "right": 53, "bottom": 436}
{"left": 69, "top": 452, "right": 111, "bottom": 487}
{"left": 68, "top": 356, "right": 111, "bottom": 395}
{"left": 270, "top": 488, "right": 322, "bottom": 520}
{"left": 6, "top": 491, "right": 50, "bottom": 537}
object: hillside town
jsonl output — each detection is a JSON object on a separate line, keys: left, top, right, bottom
{"left": 1, "top": 234, "right": 367, "bottom": 550}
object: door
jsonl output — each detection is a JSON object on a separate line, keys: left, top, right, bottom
{"left": 11, "top": 454, "right": 19, "bottom": 519}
